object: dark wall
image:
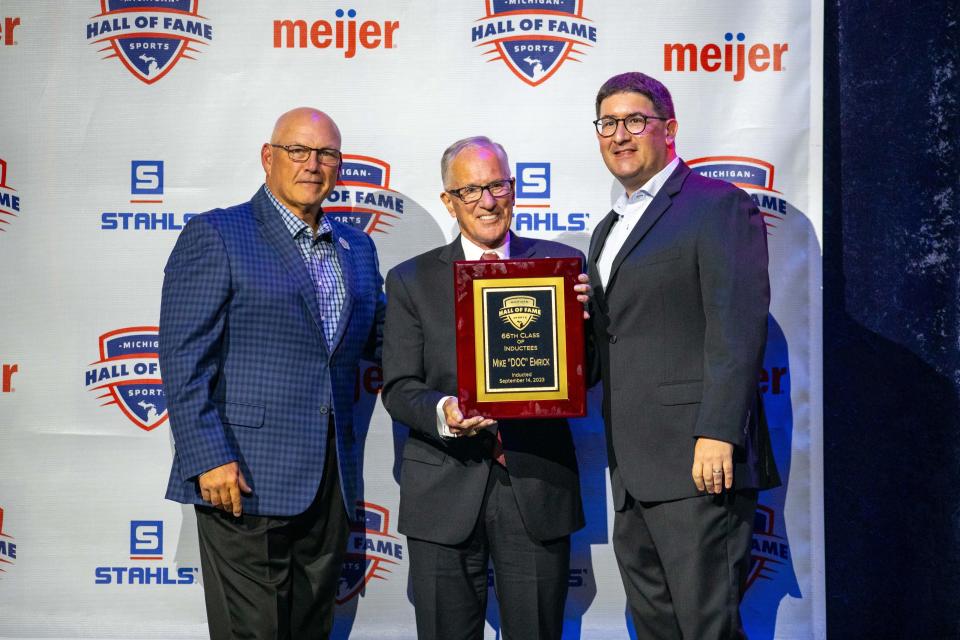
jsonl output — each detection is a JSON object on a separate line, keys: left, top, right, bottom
{"left": 824, "top": 0, "right": 960, "bottom": 637}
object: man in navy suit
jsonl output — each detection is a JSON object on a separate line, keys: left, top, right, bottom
{"left": 587, "top": 73, "right": 779, "bottom": 639}
{"left": 382, "top": 136, "right": 590, "bottom": 639}
{"left": 159, "top": 107, "right": 384, "bottom": 639}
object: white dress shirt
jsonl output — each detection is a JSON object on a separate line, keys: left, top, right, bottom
{"left": 435, "top": 235, "right": 511, "bottom": 437}
{"left": 596, "top": 157, "right": 680, "bottom": 288}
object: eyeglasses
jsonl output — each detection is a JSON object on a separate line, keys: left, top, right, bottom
{"left": 593, "top": 112, "right": 670, "bottom": 137}
{"left": 270, "top": 144, "right": 342, "bottom": 166}
{"left": 446, "top": 178, "right": 514, "bottom": 204}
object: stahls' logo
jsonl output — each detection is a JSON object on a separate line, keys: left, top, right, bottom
{"left": 472, "top": 1, "right": 597, "bottom": 86}
{"left": 337, "top": 502, "right": 403, "bottom": 603}
{"left": 86, "top": 1, "right": 213, "bottom": 84}
{"left": 323, "top": 155, "right": 405, "bottom": 235}
{"left": 0, "top": 158, "right": 21, "bottom": 234}
{"left": 84, "top": 327, "right": 167, "bottom": 431}
{"left": 687, "top": 156, "right": 791, "bottom": 234}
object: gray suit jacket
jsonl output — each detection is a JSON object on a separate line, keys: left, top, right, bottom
{"left": 382, "top": 233, "right": 585, "bottom": 545}
{"left": 587, "top": 161, "right": 780, "bottom": 507}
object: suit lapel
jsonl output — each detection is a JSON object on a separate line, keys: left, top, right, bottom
{"left": 438, "top": 236, "right": 465, "bottom": 265}
{"left": 252, "top": 188, "right": 329, "bottom": 353}
{"left": 587, "top": 211, "right": 617, "bottom": 301}
{"left": 327, "top": 217, "right": 356, "bottom": 354}
{"left": 606, "top": 161, "right": 691, "bottom": 289}
{"left": 507, "top": 231, "right": 538, "bottom": 259}
{"left": 588, "top": 210, "right": 617, "bottom": 267}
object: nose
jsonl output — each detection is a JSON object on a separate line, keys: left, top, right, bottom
{"left": 612, "top": 119, "right": 632, "bottom": 143}
{"left": 303, "top": 149, "right": 323, "bottom": 170}
{"left": 477, "top": 186, "right": 498, "bottom": 209}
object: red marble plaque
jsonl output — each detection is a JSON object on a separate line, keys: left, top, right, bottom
{"left": 454, "top": 256, "right": 586, "bottom": 419}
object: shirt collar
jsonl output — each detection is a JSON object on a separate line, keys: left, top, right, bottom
{"left": 459, "top": 233, "right": 511, "bottom": 260}
{"left": 613, "top": 156, "right": 681, "bottom": 216}
{"left": 264, "top": 184, "right": 333, "bottom": 240}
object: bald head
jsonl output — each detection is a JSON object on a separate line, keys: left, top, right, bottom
{"left": 261, "top": 107, "right": 342, "bottom": 226}
{"left": 270, "top": 107, "right": 341, "bottom": 146}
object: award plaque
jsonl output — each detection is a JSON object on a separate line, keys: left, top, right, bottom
{"left": 454, "top": 256, "right": 586, "bottom": 419}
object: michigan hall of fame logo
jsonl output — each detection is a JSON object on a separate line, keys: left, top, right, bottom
{"left": 0, "top": 506, "right": 16, "bottom": 578}
{"left": 687, "top": 156, "right": 793, "bottom": 234}
{"left": 337, "top": 502, "right": 404, "bottom": 603}
{"left": 323, "top": 155, "right": 406, "bottom": 235}
{"left": 85, "top": 0, "right": 213, "bottom": 84}
{"left": 0, "top": 158, "right": 21, "bottom": 234}
{"left": 747, "top": 504, "right": 791, "bottom": 589}
{"left": 471, "top": 1, "right": 597, "bottom": 86}
{"left": 84, "top": 326, "right": 167, "bottom": 431}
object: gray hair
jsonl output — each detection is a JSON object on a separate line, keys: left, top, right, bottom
{"left": 440, "top": 136, "right": 510, "bottom": 188}
{"left": 595, "top": 72, "right": 676, "bottom": 119}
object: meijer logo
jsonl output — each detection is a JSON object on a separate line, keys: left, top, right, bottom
{"left": 1, "top": 363, "right": 17, "bottom": 393}
{"left": 1, "top": 16, "right": 21, "bottom": 45}
{"left": 664, "top": 33, "right": 788, "bottom": 82}
{"left": 273, "top": 8, "right": 398, "bottom": 57}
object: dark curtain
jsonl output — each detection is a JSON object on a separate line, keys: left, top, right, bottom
{"left": 824, "top": 0, "right": 960, "bottom": 637}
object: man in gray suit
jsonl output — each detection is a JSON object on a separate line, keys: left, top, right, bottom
{"left": 587, "top": 73, "right": 780, "bottom": 639}
{"left": 382, "top": 136, "right": 589, "bottom": 640}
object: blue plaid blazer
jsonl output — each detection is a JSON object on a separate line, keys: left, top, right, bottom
{"left": 160, "top": 186, "right": 384, "bottom": 517}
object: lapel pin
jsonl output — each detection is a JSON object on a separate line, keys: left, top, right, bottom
{"left": 339, "top": 237, "right": 350, "bottom": 250}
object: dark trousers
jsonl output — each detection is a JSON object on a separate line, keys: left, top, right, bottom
{"left": 613, "top": 489, "right": 758, "bottom": 640}
{"left": 408, "top": 463, "right": 571, "bottom": 640}
{"left": 195, "top": 429, "right": 350, "bottom": 640}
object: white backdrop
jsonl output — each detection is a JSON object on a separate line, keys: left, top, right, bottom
{"left": 0, "top": 1, "right": 823, "bottom": 638}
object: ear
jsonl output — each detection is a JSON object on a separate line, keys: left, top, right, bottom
{"left": 665, "top": 119, "right": 679, "bottom": 145}
{"left": 440, "top": 191, "right": 458, "bottom": 218}
{"left": 261, "top": 143, "right": 273, "bottom": 176}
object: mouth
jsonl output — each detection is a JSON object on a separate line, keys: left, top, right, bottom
{"left": 476, "top": 213, "right": 501, "bottom": 223}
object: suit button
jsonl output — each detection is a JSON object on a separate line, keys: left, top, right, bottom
{"left": 320, "top": 406, "right": 329, "bottom": 415}
{"left": 609, "top": 335, "right": 618, "bottom": 344}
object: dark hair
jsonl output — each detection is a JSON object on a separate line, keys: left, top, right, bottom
{"left": 595, "top": 72, "right": 676, "bottom": 119}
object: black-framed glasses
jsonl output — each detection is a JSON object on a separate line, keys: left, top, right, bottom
{"left": 446, "top": 178, "right": 514, "bottom": 204}
{"left": 270, "top": 144, "right": 342, "bottom": 166}
{"left": 593, "top": 112, "right": 670, "bottom": 137}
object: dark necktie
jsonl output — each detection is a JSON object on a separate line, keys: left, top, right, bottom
{"left": 480, "top": 250, "right": 507, "bottom": 466}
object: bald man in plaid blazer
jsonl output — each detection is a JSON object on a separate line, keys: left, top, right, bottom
{"left": 159, "top": 108, "right": 384, "bottom": 639}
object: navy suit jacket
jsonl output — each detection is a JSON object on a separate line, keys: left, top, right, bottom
{"left": 382, "top": 233, "right": 584, "bottom": 545}
{"left": 160, "top": 186, "right": 384, "bottom": 517}
{"left": 588, "top": 161, "right": 780, "bottom": 507}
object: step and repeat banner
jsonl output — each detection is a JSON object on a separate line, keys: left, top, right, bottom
{"left": 0, "top": 1, "right": 823, "bottom": 638}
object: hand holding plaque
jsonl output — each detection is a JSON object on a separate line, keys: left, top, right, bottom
{"left": 454, "top": 256, "right": 586, "bottom": 419}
